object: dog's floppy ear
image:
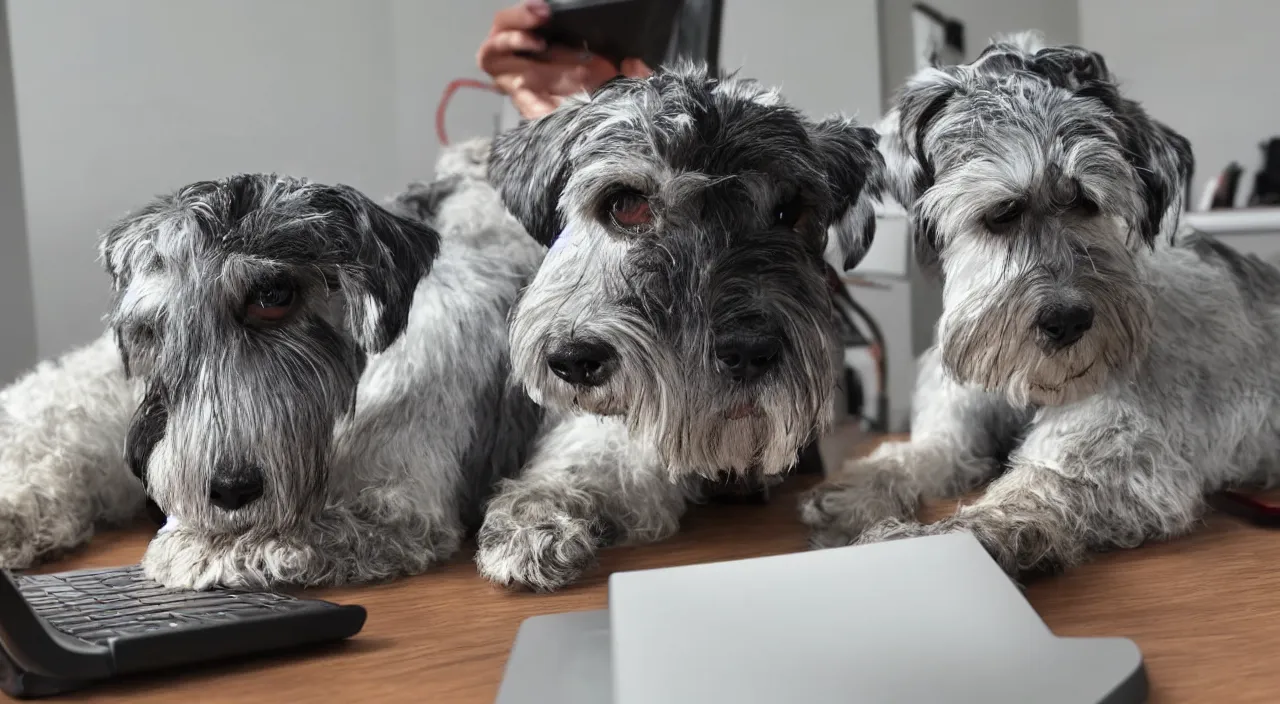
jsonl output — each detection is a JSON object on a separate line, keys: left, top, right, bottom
{"left": 99, "top": 197, "right": 178, "bottom": 376}
{"left": 1115, "top": 114, "right": 1194, "bottom": 247}
{"left": 1028, "top": 46, "right": 1195, "bottom": 246}
{"left": 880, "top": 69, "right": 962, "bottom": 212}
{"left": 809, "top": 116, "right": 885, "bottom": 271}
{"left": 99, "top": 193, "right": 188, "bottom": 296}
{"left": 313, "top": 184, "right": 442, "bottom": 353}
{"left": 487, "top": 103, "right": 587, "bottom": 247}
{"left": 880, "top": 68, "right": 961, "bottom": 275}
{"left": 1027, "top": 44, "right": 1113, "bottom": 92}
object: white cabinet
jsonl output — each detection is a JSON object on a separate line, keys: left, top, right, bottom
{"left": 841, "top": 208, "right": 941, "bottom": 433}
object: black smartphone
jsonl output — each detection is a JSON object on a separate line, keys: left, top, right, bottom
{"left": 534, "top": 0, "right": 684, "bottom": 70}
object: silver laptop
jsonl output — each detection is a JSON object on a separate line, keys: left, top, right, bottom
{"left": 495, "top": 532, "right": 1147, "bottom": 704}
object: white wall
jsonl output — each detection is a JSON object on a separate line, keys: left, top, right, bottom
{"left": 1079, "top": 0, "right": 1279, "bottom": 201}
{"left": 721, "top": 0, "right": 882, "bottom": 123}
{"left": 0, "top": 0, "right": 36, "bottom": 384}
{"left": 7, "top": 0, "right": 507, "bottom": 361}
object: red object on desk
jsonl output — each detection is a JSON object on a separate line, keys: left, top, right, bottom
{"left": 1210, "top": 490, "right": 1280, "bottom": 527}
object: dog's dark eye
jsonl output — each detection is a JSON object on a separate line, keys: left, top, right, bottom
{"left": 605, "top": 190, "right": 653, "bottom": 232}
{"left": 774, "top": 194, "right": 804, "bottom": 229}
{"left": 245, "top": 280, "right": 297, "bottom": 322}
{"left": 133, "top": 322, "right": 157, "bottom": 345}
{"left": 984, "top": 200, "right": 1025, "bottom": 231}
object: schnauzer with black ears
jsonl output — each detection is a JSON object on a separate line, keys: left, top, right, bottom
{"left": 801, "top": 34, "right": 1280, "bottom": 577}
{"left": 0, "top": 143, "right": 547, "bottom": 589}
{"left": 476, "top": 61, "right": 885, "bottom": 591}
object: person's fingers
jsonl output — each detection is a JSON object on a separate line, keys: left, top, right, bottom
{"left": 493, "top": 71, "right": 560, "bottom": 101}
{"left": 483, "top": 54, "right": 568, "bottom": 85}
{"left": 491, "top": 71, "right": 524, "bottom": 96}
{"left": 535, "top": 45, "right": 598, "bottom": 64}
{"left": 545, "top": 56, "right": 620, "bottom": 95}
{"left": 620, "top": 58, "right": 654, "bottom": 79}
{"left": 490, "top": 0, "right": 550, "bottom": 34}
{"left": 478, "top": 30, "right": 547, "bottom": 74}
{"left": 510, "top": 88, "right": 559, "bottom": 120}
{"left": 490, "top": 46, "right": 614, "bottom": 74}
{"left": 491, "top": 56, "right": 618, "bottom": 98}
{"left": 486, "top": 29, "right": 547, "bottom": 57}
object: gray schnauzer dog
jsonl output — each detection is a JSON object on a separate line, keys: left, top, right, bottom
{"left": 0, "top": 142, "right": 546, "bottom": 589}
{"left": 475, "top": 62, "right": 884, "bottom": 591}
{"left": 801, "top": 34, "right": 1280, "bottom": 577}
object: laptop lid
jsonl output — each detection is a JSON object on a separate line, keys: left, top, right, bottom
{"left": 607, "top": 532, "right": 1146, "bottom": 704}
{"left": 494, "top": 609, "right": 612, "bottom": 704}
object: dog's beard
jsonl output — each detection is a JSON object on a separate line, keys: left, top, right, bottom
{"left": 942, "top": 311, "right": 1116, "bottom": 407}
{"left": 145, "top": 358, "right": 354, "bottom": 536}
{"left": 148, "top": 417, "right": 332, "bottom": 536}
{"left": 514, "top": 308, "right": 838, "bottom": 477}
{"left": 937, "top": 230, "right": 1152, "bottom": 408}
{"left": 636, "top": 370, "right": 836, "bottom": 478}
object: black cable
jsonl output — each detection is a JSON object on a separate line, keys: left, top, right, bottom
{"left": 830, "top": 275, "right": 890, "bottom": 433}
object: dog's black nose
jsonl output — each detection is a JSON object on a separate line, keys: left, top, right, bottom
{"left": 716, "top": 335, "right": 782, "bottom": 383}
{"left": 1036, "top": 304, "right": 1094, "bottom": 348}
{"left": 547, "top": 341, "right": 617, "bottom": 387}
{"left": 209, "top": 465, "right": 265, "bottom": 511}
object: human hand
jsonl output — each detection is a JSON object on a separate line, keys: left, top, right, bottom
{"left": 477, "top": 0, "right": 654, "bottom": 119}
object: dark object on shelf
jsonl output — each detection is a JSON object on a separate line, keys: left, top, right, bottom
{"left": 0, "top": 565, "right": 366, "bottom": 698}
{"left": 912, "top": 3, "right": 965, "bottom": 68}
{"left": 844, "top": 367, "right": 865, "bottom": 421}
{"left": 1211, "top": 162, "right": 1244, "bottom": 209}
{"left": 1248, "top": 138, "right": 1280, "bottom": 207}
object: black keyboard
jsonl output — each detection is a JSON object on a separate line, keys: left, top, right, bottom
{"left": 16, "top": 566, "right": 321, "bottom": 645}
{"left": 0, "top": 565, "right": 366, "bottom": 698}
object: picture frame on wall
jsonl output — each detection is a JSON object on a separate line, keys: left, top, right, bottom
{"left": 911, "top": 3, "right": 964, "bottom": 70}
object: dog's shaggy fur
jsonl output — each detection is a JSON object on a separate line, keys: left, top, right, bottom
{"left": 475, "top": 62, "right": 884, "bottom": 591}
{"left": 0, "top": 142, "right": 547, "bottom": 589}
{"left": 799, "top": 35, "right": 1280, "bottom": 577}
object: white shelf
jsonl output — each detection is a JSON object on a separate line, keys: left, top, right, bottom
{"left": 1185, "top": 208, "right": 1280, "bottom": 235}
{"left": 852, "top": 210, "right": 910, "bottom": 278}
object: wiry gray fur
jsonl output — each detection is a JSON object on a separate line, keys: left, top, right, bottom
{"left": 800, "top": 34, "right": 1280, "bottom": 578}
{"left": 0, "top": 142, "right": 547, "bottom": 589}
{"left": 475, "top": 62, "right": 884, "bottom": 591}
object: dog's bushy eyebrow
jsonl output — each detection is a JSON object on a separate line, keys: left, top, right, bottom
{"left": 882, "top": 35, "right": 1195, "bottom": 249}
{"left": 101, "top": 174, "right": 442, "bottom": 358}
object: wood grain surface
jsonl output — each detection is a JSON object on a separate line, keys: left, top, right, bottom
{"left": 22, "top": 435, "right": 1280, "bottom": 703}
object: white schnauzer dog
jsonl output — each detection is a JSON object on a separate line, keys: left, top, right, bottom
{"left": 0, "top": 142, "right": 547, "bottom": 589}
{"left": 799, "top": 34, "right": 1280, "bottom": 577}
{"left": 474, "top": 62, "right": 884, "bottom": 591}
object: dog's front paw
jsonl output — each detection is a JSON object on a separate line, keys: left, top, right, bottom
{"left": 475, "top": 508, "right": 600, "bottom": 593}
{"left": 799, "top": 461, "right": 918, "bottom": 549}
{"left": 851, "top": 517, "right": 936, "bottom": 546}
{"left": 141, "top": 529, "right": 220, "bottom": 589}
{"left": 142, "top": 527, "right": 319, "bottom": 590}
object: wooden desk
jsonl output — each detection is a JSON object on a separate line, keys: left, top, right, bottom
{"left": 23, "top": 436, "right": 1280, "bottom": 703}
